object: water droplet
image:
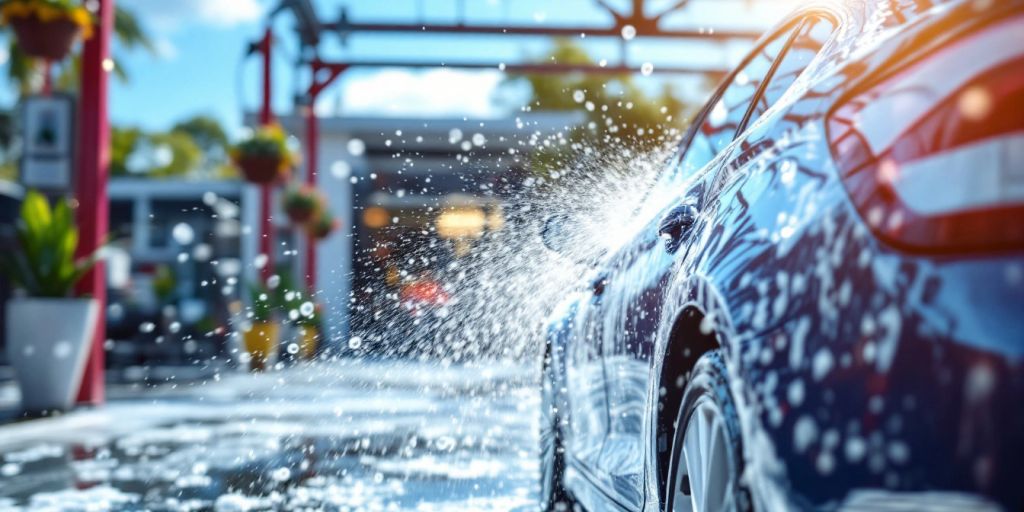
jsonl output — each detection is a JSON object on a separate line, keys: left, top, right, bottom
{"left": 346, "top": 138, "right": 366, "bottom": 156}
{"left": 621, "top": 24, "right": 636, "bottom": 40}
{"left": 448, "top": 128, "right": 463, "bottom": 144}
{"left": 348, "top": 336, "right": 363, "bottom": 349}
{"left": 330, "top": 160, "right": 351, "bottom": 179}
{"left": 0, "top": 463, "right": 21, "bottom": 477}
{"left": 171, "top": 223, "right": 194, "bottom": 245}
{"left": 52, "top": 341, "right": 72, "bottom": 359}
{"left": 640, "top": 62, "right": 654, "bottom": 76}
{"left": 958, "top": 85, "right": 992, "bottom": 121}
{"left": 264, "top": 276, "right": 280, "bottom": 292}
{"left": 271, "top": 467, "right": 291, "bottom": 481}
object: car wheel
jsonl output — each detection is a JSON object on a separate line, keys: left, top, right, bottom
{"left": 539, "top": 351, "right": 573, "bottom": 511}
{"left": 665, "top": 350, "right": 751, "bottom": 512}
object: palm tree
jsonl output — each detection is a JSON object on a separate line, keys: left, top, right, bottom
{"left": 5, "top": 5, "right": 153, "bottom": 94}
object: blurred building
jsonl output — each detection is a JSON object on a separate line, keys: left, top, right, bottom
{"left": 278, "top": 111, "right": 583, "bottom": 354}
{"left": 103, "top": 179, "right": 260, "bottom": 370}
{"left": 0, "top": 110, "right": 584, "bottom": 373}
{"left": 0, "top": 180, "right": 23, "bottom": 377}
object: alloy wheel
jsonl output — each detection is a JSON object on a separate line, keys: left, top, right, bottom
{"left": 674, "top": 397, "right": 734, "bottom": 511}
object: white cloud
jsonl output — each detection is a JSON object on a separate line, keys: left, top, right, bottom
{"left": 123, "top": 0, "right": 264, "bottom": 32}
{"left": 194, "top": 0, "right": 264, "bottom": 27}
{"left": 342, "top": 69, "right": 504, "bottom": 118}
{"left": 153, "top": 36, "right": 178, "bottom": 60}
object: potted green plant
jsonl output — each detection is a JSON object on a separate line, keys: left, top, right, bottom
{"left": 0, "top": 190, "right": 102, "bottom": 412}
{"left": 282, "top": 184, "right": 322, "bottom": 224}
{"left": 307, "top": 209, "right": 339, "bottom": 240}
{"left": 277, "top": 277, "right": 321, "bottom": 361}
{"left": 231, "top": 123, "right": 295, "bottom": 184}
{"left": 152, "top": 264, "right": 175, "bottom": 304}
{"left": 0, "top": 0, "right": 93, "bottom": 61}
{"left": 294, "top": 302, "right": 322, "bottom": 360}
{"left": 242, "top": 280, "right": 279, "bottom": 371}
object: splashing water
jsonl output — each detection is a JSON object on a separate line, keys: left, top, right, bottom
{"left": 2, "top": 53, "right": 686, "bottom": 511}
{"left": 347, "top": 141, "right": 676, "bottom": 364}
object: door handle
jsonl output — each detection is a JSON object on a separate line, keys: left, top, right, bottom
{"left": 590, "top": 274, "right": 608, "bottom": 297}
{"left": 658, "top": 204, "right": 699, "bottom": 253}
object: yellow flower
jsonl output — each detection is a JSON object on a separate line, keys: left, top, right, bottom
{"left": 0, "top": 2, "right": 33, "bottom": 23}
{"left": 69, "top": 7, "right": 92, "bottom": 38}
{"left": 0, "top": 2, "right": 93, "bottom": 40}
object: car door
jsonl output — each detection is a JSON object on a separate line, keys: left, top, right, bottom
{"left": 563, "top": 270, "right": 614, "bottom": 475}
{"left": 593, "top": 14, "right": 837, "bottom": 507}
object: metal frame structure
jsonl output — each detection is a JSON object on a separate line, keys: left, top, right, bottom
{"left": 254, "top": 0, "right": 763, "bottom": 292}
{"left": 75, "top": 0, "right": 113, "bottom": 404}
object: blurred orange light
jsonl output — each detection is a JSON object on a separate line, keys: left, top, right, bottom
{"left": 436, "top": 208, "right": 486, "bottom": 239}
{"left": 364, "top": 206, "right": 390, "bottom": 229}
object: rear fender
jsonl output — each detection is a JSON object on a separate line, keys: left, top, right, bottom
{"left": 642, "top": 273, "right": 739, "bottom": 510}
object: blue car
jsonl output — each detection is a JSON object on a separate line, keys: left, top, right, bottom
{"left": 539, "top": 1, "right": 1024, "bottom": 510}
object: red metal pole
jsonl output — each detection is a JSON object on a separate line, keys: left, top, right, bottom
{"left": 260, "top": 27, "right": 273, "bottom": 124}
{"left": 304, "top": 104, "right": 317, "bottom": 290}
{"left": 41, "top": 60, "right": 52, "bottom": 96}
{"left": 300, "top": 61, "right": 349, "bottom": 291}
{"left": 75, "top": 0, "right": 113, "bottom": 405}
{"left": 259, "top": 27, "right": 274, "bottom": 281}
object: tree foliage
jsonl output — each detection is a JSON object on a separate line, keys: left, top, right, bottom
{"left": 111, "top": 115, "right": 231, "bottom": 179}
{"left": 109, "top": 125, "right": 142, "bottom": 177}
{"left": 505, "top": 39, "right": 693, "bottom": 173}
{"left": 146, "top": 130, "right": 202, "bottom": 177}
{"left": 172, "top": 115, "right": 229, "bottom": 156}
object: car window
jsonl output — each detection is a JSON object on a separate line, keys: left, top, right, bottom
{"left": 828, "top": 14, "right": 1024, "bottom": 250}
{"left": 672, "top": 23, "right": 798, "bottom": 181}
{"left": 702, "top": 28, "right": 793, "bottom": 153}
{"left": 828, "top": 15, "right": 1024, "bottom": 177}
{"left": 747, "top": 16, "right": 835, "bottom": 121}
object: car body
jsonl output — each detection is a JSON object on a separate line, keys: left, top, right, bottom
{"left": 540, "top": 0, "right": 1024, "bottom": 510}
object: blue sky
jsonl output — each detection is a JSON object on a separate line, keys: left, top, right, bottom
{"left": 91, "top": 0, "right": 799, "bottom": 136}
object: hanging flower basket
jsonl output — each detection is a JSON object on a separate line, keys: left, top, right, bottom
{"left": 231, "top": 123, "right": 297, "bottom": 185}
{"left": 235, "top": 154, "right": 288, "bottom": 184}
{"left": 283, "top": 184, "right": 323, "bottom": 224}
{"left": 1, "top": 1, "right": 93, "bottom": 61}
{"left": 308, "top": 210, "right": 339, "bottom": 240}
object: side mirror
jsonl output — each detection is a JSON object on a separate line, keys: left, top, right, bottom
{"left": 541, "top": 213, "right": 593, "bottom": 265}
{"left": 541, "top": 213, "right": 572, "bottom": 256}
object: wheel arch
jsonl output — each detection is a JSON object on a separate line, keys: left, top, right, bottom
{"left": 653, "top": 305, "right": 718, "bottom": 496}
{"left": 644, "top": 274, "right": 739, "bottom": 509}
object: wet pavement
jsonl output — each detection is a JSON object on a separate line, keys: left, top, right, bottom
{"left": 0, "top": 360, "right": 541, "bottom": 511}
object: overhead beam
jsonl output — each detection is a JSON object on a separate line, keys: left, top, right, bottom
{"left": 323, "top": 20, "right": 761, "bottom": 41}
{"left": 307, "top": 59, "right": 729, "bottom": 78}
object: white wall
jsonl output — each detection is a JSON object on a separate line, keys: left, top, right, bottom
{"left": 312, "top": 132, "right": 361, "bottom": 350}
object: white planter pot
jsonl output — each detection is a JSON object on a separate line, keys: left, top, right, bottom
{"left": 6, "top": 298, "right": 99, "bottom": 412}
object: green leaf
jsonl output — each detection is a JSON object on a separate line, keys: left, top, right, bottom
{"left": 20, "top": 190, "right": 52, "bottom": 241}
{"left": 2, "top": 190, "right": 106, "bottom": 297}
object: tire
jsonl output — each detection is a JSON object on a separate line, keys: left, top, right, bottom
{"left": 664, "top": 350, "right": 752, "bottom": 512}
{"left": 539, "top": 350, "right": 575, "bottom": 511}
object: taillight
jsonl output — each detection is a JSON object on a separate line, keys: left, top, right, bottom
{"left": 827, "top": 15, "right": 1024, "bottom": 253}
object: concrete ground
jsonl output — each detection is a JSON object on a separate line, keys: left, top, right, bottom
{"left": 0, "top": 360, "right": 541, "bottom": 511}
